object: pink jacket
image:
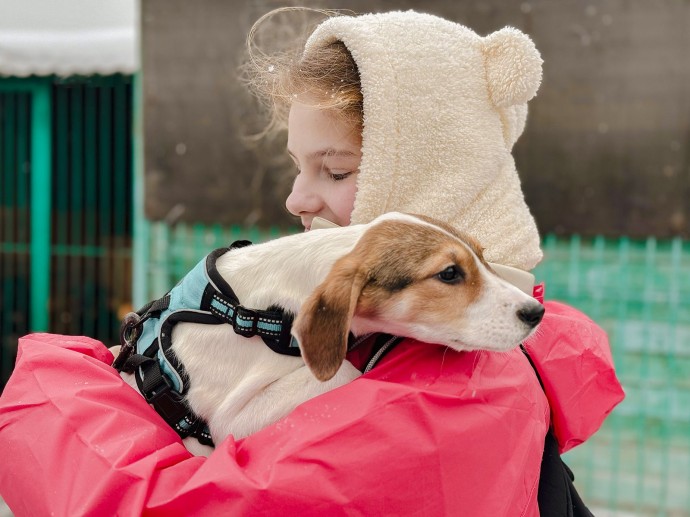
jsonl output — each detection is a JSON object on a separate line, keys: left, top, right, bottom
{"left": 0, "top": 298, "right": 623, "bottom": 516}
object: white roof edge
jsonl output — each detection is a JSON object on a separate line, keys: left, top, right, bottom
{"left": 0, "top": 28, "right": 139, "bottom": 77}
{"left": 0, "top": 0, "right": 139, "bottom": 77}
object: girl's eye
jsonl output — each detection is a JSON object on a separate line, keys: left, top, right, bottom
{"left": 330, "top": 171, "right": 354, "bottom": 181}
{"left": 327, "top": 168, "right": 359, "bottom": 182}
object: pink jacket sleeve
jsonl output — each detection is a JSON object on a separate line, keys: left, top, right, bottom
{"left": 0, "top": 333, "right": 549, "bottom": 517}
{"left": 524, "top": 300, "right": 625, "bottom": 453}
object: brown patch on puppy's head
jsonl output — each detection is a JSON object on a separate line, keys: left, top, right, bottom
{"left": 410, "top": 213, "right": 491, "bottom": 269}
{"left": 352, "top": 217, "right": 485, "bottom": 322}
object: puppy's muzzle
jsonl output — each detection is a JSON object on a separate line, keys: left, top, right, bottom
{"left": 517, "top": 303, "right": 545, "bottom": 328}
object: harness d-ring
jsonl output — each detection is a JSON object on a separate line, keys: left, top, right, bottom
{"left": 113, "top": 312, "right": 143, "bottom": 371}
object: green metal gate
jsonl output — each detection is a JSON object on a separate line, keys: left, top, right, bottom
{"left": 0, "top": 75, "right": 134, "bottom": 389}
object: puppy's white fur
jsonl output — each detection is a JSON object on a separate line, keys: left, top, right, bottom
{"left": 115, "top": 212, "right": 543, "bottom": 456}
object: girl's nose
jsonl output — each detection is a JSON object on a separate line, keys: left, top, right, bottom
{"left": 285, "top": 173, "right": 321, "bottom": 217}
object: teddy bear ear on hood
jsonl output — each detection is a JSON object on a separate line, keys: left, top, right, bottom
{"left": 483, "top": 27, "right": 543, "bottom": 108}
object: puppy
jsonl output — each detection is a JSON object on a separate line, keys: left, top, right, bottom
{"left": 114, "top": 212, "right": 544, "bottom": 455}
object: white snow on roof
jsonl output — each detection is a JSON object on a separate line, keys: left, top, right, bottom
{"left": 0, "top": 0, "right": 138, "bottom": 76}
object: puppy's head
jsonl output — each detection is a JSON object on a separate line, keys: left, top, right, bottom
{"left": 292, "top": 213, "right": 544, "bottom": 381}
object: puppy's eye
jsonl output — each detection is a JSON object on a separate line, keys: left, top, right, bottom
{"left": 436, "top": 265, "right": 464, "bottom": 284}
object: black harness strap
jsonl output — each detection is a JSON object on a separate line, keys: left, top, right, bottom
{"left": 124, "top": 345, "right": 213, "bottom": 446}
{"left": 201, "top": 243, "right": 298, "bottom": 354}
{"left": 202, "top": 289, "right": 299, "bottom": 356}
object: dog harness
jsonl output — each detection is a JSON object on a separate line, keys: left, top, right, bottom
{"left": 114, "top": 241, "right": 299, "bottom": 446}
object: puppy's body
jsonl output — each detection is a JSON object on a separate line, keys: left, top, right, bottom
{"left": 116, "top": 213, "right": 544, "bottom": 456}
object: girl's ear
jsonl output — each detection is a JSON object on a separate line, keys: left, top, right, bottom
{"left": 292, "top": 257, "right": 366, "bottom": 382}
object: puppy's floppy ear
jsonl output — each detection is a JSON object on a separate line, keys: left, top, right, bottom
{"left": 292, "top": 256, "right": 367, "bottom": 382}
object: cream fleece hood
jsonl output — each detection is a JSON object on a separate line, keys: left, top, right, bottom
{"left": 305, "top": 10, "right": 543, "bottom": 270}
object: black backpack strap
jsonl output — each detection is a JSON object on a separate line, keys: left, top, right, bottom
{"left": 539, "top": 430, "right": 594, "bottom": 517}
{"left": 520, "top": 345, "right": 594, "bottom": 517}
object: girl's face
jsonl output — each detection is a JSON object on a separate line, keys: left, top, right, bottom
{"left": 286, "top": 99, "right": 362, "bottom": 230}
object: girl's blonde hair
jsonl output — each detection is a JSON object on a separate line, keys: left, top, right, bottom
{"left": 243, "top": 7, "right": 363, "bottom": 138}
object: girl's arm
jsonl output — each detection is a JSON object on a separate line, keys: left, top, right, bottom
{"left": 0, "top": 333, "right": 549, "bottom": 516}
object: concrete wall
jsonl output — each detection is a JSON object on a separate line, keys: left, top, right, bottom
{"left": 142, "top": 0, "right": 690, "bottom": 237}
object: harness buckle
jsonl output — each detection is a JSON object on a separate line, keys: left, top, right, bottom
{"left": 145, "top": 374, "right": 189, "bottom": 424}
{"left": 232, "top": 304, "right": 259, "bottom": 337}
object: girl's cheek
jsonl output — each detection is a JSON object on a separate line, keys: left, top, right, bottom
{"left": 332, "top": 178, "right": 358, "bottom": 225}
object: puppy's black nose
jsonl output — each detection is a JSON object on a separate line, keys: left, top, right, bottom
{"left": 517, "top": 304, "right": 545, "bottom": 328}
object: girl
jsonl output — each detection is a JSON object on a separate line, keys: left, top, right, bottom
{"left": 0, "top": 9, "right": 623, "bottom": 516}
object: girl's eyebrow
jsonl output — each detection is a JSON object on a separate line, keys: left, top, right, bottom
{"left": 287, "top": 148, "right": 358, "bottom": 161}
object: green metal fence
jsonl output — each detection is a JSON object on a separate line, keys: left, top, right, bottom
{"left": 539, "top": 235, "right": 690, "bottom": 516}
{"left": 139, "top": 223, "right": 689, "bottom": 516}
{"left": 0, "top": 75, "right": 134, "bottom": 389}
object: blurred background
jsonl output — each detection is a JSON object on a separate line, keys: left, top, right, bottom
{"left": 0, "top": 0, "right": 688, "bottom": 515}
